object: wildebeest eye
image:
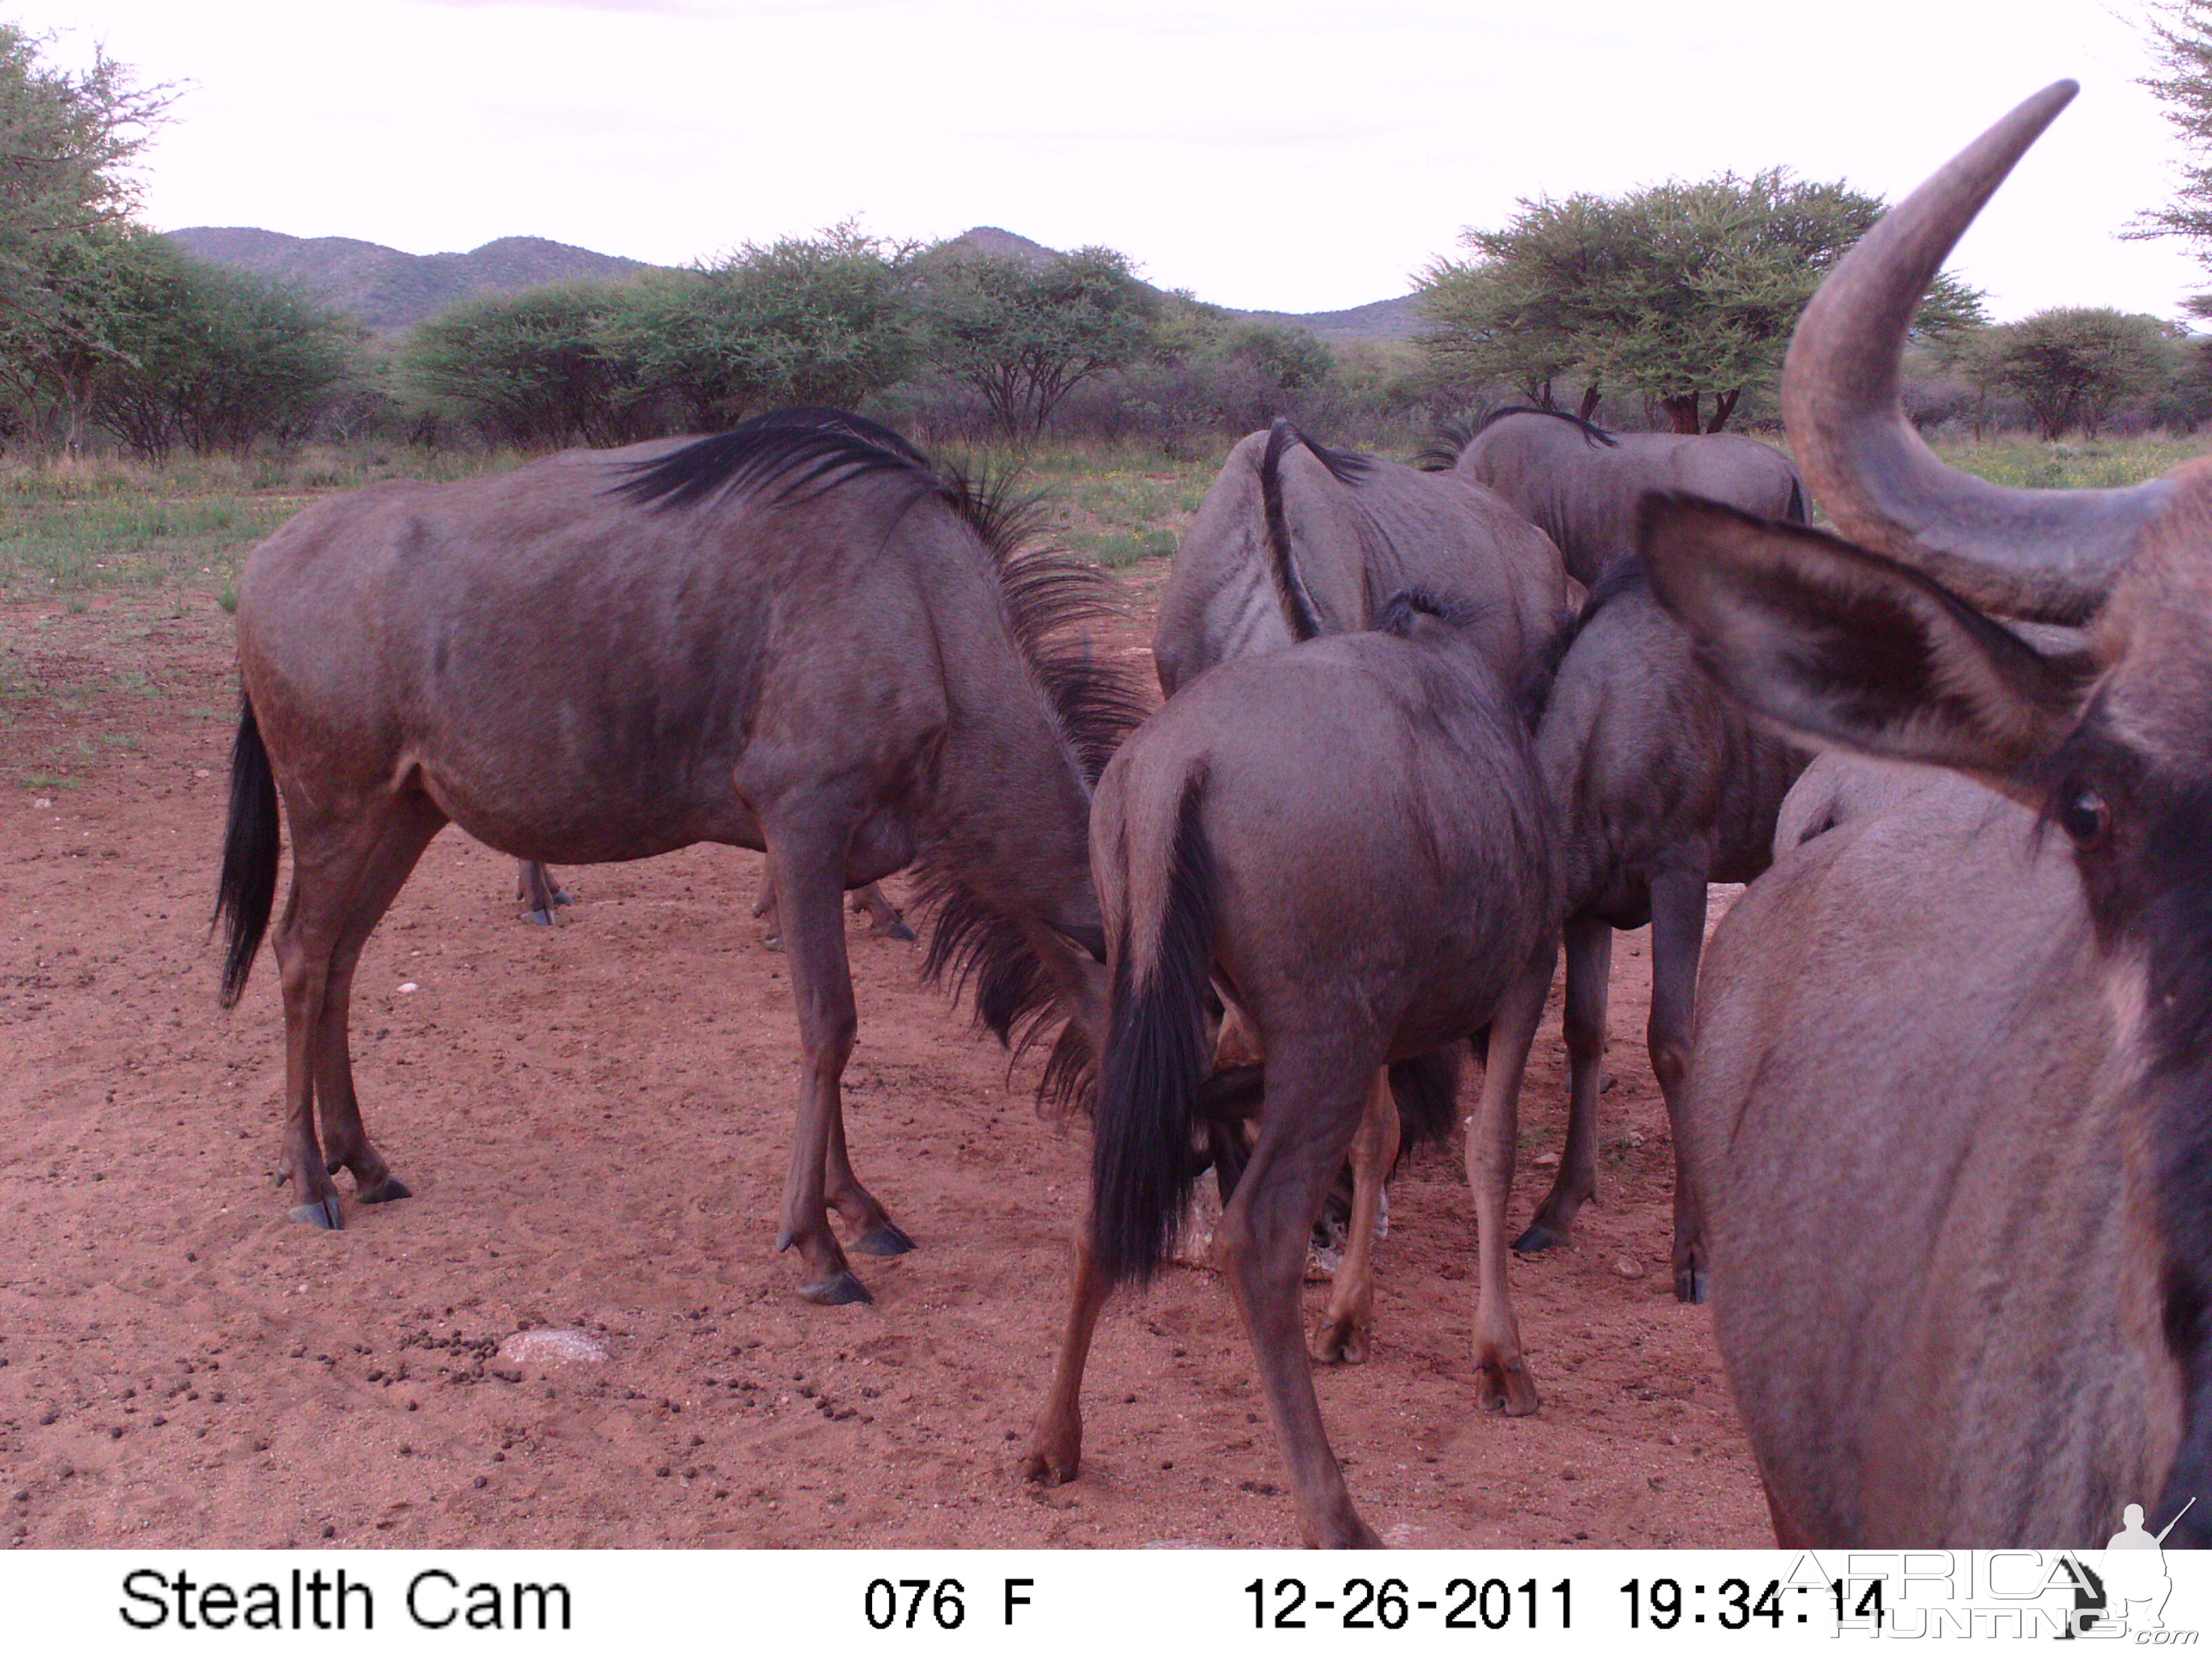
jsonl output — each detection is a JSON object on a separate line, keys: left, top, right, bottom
{"left": 2056, "top": 783, "right": 2112, "bottom": 848}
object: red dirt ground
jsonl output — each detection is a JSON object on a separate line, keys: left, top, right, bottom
{"left": 0, "top": 581, "right": 1768, "bottom": 1551}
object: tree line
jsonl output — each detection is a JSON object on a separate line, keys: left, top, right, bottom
{"left": 6, "top": 18, "right": 2211, "bottom": 464}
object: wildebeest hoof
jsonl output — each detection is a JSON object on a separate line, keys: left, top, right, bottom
{"left": 1511, "top": 1222, "right": 1566, "bottom": 1254}
{"left": 359, "top": 1175, "right": 412, "bottom": 1205}
{"left": 877, "top": 918, "right": 918, "bottom": 943}
{"left": 855, "top": 1222, "right": 916, "bottom": 1256}
{"left": 799, "top": 1269, "right": 873, "bottom": 1307}
{"left": 1310, "top": 1315, "right": 1370, "bottom": 1366}
{"left": 761, "top": 933, "right": 785, "bottom": 953}
{"left": 289, "top": 1195, "right": 343, "bottom": 1230}
{"left": 1676, "top": 1266, "right": 1711, "bottom": 1305}
{"left": 1020, "top": 1439, "right": 1080, "bottom": 1486}
{"left": 527, "top": 907, "right": 557, "bottom": 927}
{"left": 1475, "top": 1352, "right": 1540, "bottom": 1416}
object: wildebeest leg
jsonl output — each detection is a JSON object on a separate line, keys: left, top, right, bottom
{"left": 853, "top": 882, "right": 916, "bottom": 942}
{"left": 758, "top": 874, "right": 911, "bottom": 951}
{"left": 1023, "top": 1213, "right": 1109, "bottom": 1486}
{"left": 1515, "top": 913, "right": 1611, "bottom": 1252}
{"left": 766, "top": 833, "right": 877, "bottom": 1305}
{"left": 823, "top": 1097, "right": 913, "bottom": 1256}
{"left": 312, "top": 793, "right": 447, "bottom": 1207}
{"left": 1469, "top": 942, "right": 1555, "bottom": 1415}
{"left": 1309, "top": 1068, "right": 1399, "bottom": 1365}
{"left": 1216, "top": 1050, "right": 1382, "bottom": 1548}
{"left": 1646, "top": 862, "right": 1711, "bottom": 1303}
{"left": 514, "top": 859, "right": 571, "bottom": 926}
{"left": 752, "top": 869, "right": 784, "bottom": 951}
{"left": 269, "top": 798, "right": 436, "bottom": 1229}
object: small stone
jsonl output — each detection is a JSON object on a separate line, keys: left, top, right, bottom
{"left": 321, "top": 1525, "right": 335, "bottom": 1540}
{"left": 1532, "top": 1150, "right": 1560, "bottom": 1167}
{"left": 472, "top": 1475, "right": 488, "bottom": 1490}
{"left": 398, "top": 982, "right": 418, "bottom": 994}
{"left": 1612, "top": 1257, "right": 1647, "bottom": 1279}
{"left": 497, "top": 1330, "right": 608, "bottom": 1367}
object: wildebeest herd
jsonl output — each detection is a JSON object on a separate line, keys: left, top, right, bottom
{"left": 205, "top": 85, "right": 2212, "bottom": 1548}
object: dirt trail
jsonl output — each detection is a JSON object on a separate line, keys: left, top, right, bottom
{"left": 0, "top": 588, "right": 1767, "bottom": 1550}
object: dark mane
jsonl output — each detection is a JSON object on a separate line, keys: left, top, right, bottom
{"left": 920, "top": 462, "right": 1147, "bottom": 1111}
{"left": 1474, "top": 405, "right": 1620, "bottom": 448}
{"left": 623, "top": 407, "right": 1144, "bottom": 1113}
{"left": 1422, "top": 407, "right": 1620, "bottom": 469}
{"left": 611, "top": 407, "right": 939, "bottom": 510}
{"left": 914, "top": 466, "right": 1147, "bottom": 1110}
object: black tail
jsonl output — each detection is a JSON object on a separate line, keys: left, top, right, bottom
{"left": 1092, "top": 780, "right": 1216, "bottom": 1288}
{"left": 213, "top": 694, "right": 280, "bottom": 1008}
{"left": 1258, "top": 419, "right": 1324, "bottom": 643}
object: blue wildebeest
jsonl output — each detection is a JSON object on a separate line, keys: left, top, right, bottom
{"left": 1452, "top": 405, "right": 1804, "bottom": 586}
{"left": 1641, "top": 83, "right": 2212, "bottom": 1545}
{"left": 1023, "top": 577, "right": 1562, "bottom": 1547}
{"left": 1146, "top": 418, "right": 1570, "bottom": 1361}
{"left": 213, "top": 409, "right": 1141, "bottom": 1306}
{"left": 1502, "top": 560, "right": 1806, "bottom": 1301}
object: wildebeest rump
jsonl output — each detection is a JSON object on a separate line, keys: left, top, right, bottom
{"left": 1154, "top": 420, "right": 1570, "bottom": 695}
{"left": 1452, "top": 405, "right": 1805, "bottom": 586}
{"left": 213, "top": 409, "right": 1141, "bottom": 1306}
{"left": 1505, "top": 559, "right": 1805, "bottom": 1300}
{"left": 1025, "top": 590, "right": 1559, "bottom": 1548}
{"left": 1641, "top": 83, "right": 2212, "bottom": 1545}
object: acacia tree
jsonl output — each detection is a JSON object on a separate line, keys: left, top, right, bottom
{"left": 1420, "top": 170, "right": 1984, "bottom": 432}
{"left": 0, "top": 26, "right": 172, "bottom": 449}
{"left": 1946, "top": 308, "right": 2176, "bottom": 439}
{"left": 2132, "top": 0, "right": 2212, "bottom": 305}
{"left": 406, "top": 282, "right": 653, "bottom": 449}
{"left": 605, "top": 224, "right": 918, "bottom": 428}
{"left": 919, "top": 245, "right": 1158, "bottom": 437}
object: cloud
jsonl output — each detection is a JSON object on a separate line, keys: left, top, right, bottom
{"left": 407, "top": 0, "right": 922, "bottom": 13}
{"left": 995, "top": 117, "right": 1401, "bottom": 152}
{"left": 407, "top": 0, "right": 715, "bottom": 14}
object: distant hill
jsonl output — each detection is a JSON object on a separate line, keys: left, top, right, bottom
{"left": 935, "top": 225, "right": 1060, "bottom": 271}
{"left": 165, "top": 228, "right": 656, "bottom": 333}
{"left": 167, "top": 223, "right": 1421, "bottom": 343}
{"left": 930, "top": 226, "right": 1422, "bottom": 343}
{"left": 1233, "top": 294, "right": 1423, "bottom": 344}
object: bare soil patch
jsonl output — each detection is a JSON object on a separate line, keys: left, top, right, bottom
{"left": 0, "top": 585, "right": 1767, "bottom": 1550}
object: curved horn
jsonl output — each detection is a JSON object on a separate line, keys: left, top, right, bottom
{"left": 1783, "top": 80, "right": 2169, "bottom": 623}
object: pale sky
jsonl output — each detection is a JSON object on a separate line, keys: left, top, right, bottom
{"left": 17, "top": 0, "right": 2210, "bottom": 322}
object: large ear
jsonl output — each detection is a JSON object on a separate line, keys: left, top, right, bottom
{"left": 1639, "top": 493, "right": 2098, "bottom": 789}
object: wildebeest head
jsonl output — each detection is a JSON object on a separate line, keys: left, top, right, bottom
{"left": 1641, "top": 83, "right": 2206, "bottom": 943}
{"left": 1639, "top": 80, "right": 2212, "bottom": 1539}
